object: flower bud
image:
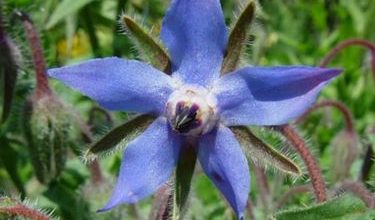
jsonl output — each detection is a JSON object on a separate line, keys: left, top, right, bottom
{"left": 330, "top": 130, "right": 359, "bottom": 182}
{"left": 23, "top": 94, "right": 71, "bottom": 184}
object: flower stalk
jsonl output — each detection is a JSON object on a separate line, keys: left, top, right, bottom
{"left": 0, "top": 197, "right": 52, "bottom": 220}
{"left": 253, "top": 164, "right": 270, "bottom": 211}
{"left": 339, "top": 180, "right": 375, "bottom": 208}
{"left": 296, "top": 100, "right": 358, "bottom": 181}
{"left": 276, "top": 184, "right": 311, "bottom": 208}
{"left": 14, "top": 11, "right": 51, "bottom": 98}
{"left": 149, "top": 185, "right": 172, "bottom": 220}
{"left": 319, "top": 38, "right": 375, "bottom": 75}
{"left": 296, "top": 100, "right": 354, "bottom": 133}
{"left": 80, "top": 120, "right": 104, "bottom": 185}
{"left": 246, "top": 200, "right": 256, "bottom": 220}
{"left": 274, "top": 125, "right": 327, "bottom": 203}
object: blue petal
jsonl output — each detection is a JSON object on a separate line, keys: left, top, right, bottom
{"left": 98, "top": 117, "right": 182, "bottom": 212}
{"left": 48, "top": 57, "right": 175, "bottom": 114}
{"left": 198, "top": 125, "right": 250, "bottom": 218}
{"left": 214, "top": 66, "right": 342, "bottom": 126}
{"left": 160, "top": 0, "right": 227, "bottom": 86}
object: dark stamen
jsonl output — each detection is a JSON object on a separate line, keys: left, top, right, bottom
{"left": 173, "top": 102, "right": 201, "bottom": 133}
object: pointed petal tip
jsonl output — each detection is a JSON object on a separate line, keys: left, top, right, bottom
{"left": 46, "top": 68, "right": 58, "bottom": 78}
{"left": 97, "top": 202, "right": 116, "bottom": 213}
{"left": 325, "top": 67, "right": 343, "bottom": 76}
{"left": 238, "top": 213, "right": 244, "bottom": 220}
{"left": 96, "top": 207, "right": 109, "bottom": 213}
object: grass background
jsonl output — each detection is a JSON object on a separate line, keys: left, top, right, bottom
{"left": 1, "top": 0, "right": 375, "bottom": 219}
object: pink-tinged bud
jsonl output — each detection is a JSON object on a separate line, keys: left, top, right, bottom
{"left": 330, "top": 130, "right": 359, "bottom": 182}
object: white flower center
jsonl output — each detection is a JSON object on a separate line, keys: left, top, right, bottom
{"left": 166, "top": 85, "right": 218, "bottom": 136}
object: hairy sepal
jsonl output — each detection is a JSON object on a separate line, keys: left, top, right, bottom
{"left": 83, "top": 114, "right": 155, "bottom": 162}
{"left": 121, "top": 15, "right": 171, "bottom": 73}
{"left": 231, "top": 126, "right": 301, "bottom": 176}
{"left": 221, "top": 1, "right": 255, "bottom": 74}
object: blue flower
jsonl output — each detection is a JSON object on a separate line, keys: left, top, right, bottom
{"left": 48, "top": 0, "right": 341, "bottom": 218}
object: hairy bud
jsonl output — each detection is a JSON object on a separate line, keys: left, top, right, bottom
{"left": 330, "top": 130, "right": 359, "bottom": 182}
{"left": 23, "top": 94, "right": 71, "bottom": 184}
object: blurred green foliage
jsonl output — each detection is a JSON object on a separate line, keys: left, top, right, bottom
{"left": 0, "top": 0, "right": 375, "bottom": 219}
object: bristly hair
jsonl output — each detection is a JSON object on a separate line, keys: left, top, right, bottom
{"left": 117, "top": 12, "right": 168, "bottom": 65}
{"left": 0, "top": 195, "right": 59, "bottom": 220}
{"left": 248, "top": 125, "right": 305, "bottom": 178}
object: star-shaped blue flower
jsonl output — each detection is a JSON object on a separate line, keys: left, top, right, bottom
{"left": 48, "top": 0, "right": 341, "bottom": 218}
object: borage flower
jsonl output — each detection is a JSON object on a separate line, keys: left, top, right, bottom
{"left": 48, "top": 0, "right": 341, "bottom": 218}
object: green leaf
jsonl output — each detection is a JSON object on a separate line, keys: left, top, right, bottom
{"left": 121, "top": 15, "right": 171, "bottom": 73}
{"left": 221, "top": 1, "right": 255, "bottom": 74}
{"left": 0, "top": 137, "right": 26, "bottom": 198}
{"left": 274, "top": 195, "right": 374, "bottom": 220}
{"left": 84, "top": 114, "right": 155, "bottom": 161}
{"left": 173, "top": 145, "right": 197, "bottom": 220}
{"left": 43, "top": 181, "right": 91, "bottom": 220}
{"left": 45, "top": 0, "right": 94, "bottom": 29}
{"left": 231, "top": 126, "right": 301, "bottom": 175}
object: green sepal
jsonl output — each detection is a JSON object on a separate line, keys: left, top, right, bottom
{"left": 0, "top": 37, "right": 20, "bottom": 124}
{"left": 121, "top": 15, "right": 171, "bottom": 73}
{"left": 84, "top": 114, "right": 155, "bottom": 161}
{"left": 274, "top": 195, "right": 374, "bottom": 220}
{"left": 221, "top": 1, "right": 255, "bottom": 74}
{"left": 173, "top": 145, "right": 197, "bottom": 220}
{"left": 231, "top": 126, "right": 301, "bottom": 175}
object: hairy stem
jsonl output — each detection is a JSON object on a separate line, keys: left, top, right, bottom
{"left": 0, "top": 204, "right": 51, "bottom": 220}
{"left": 149, "top": 184, "right": 172, "bottom": 220}
{"left": 253, "top": 164, "right": 270, "bottom": 211}
{"left": 274, "top": 125, "right": 327, "bottom": 203}
{"left": 89, "top": 160, "right": 103, "bottom": 185}
{"left": 79, "top": 119, "right": 104, "bottom": 185}
{"left": 276, "top": 184, "right": 311, "bottom": 208}
{"left": 246, "top": 200, "right": 256, "bottom": 220}
{"left": 319, "top": 38, "right": 375, "bottom": 67}
{"left": 14, "top": 11, "right": 51, "bottom": 98}
{"left": 339, "top": 180, "right": 375, "bottom": 208}
{"left": 296, "top": 100, "right": 354, "bottom": 132}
